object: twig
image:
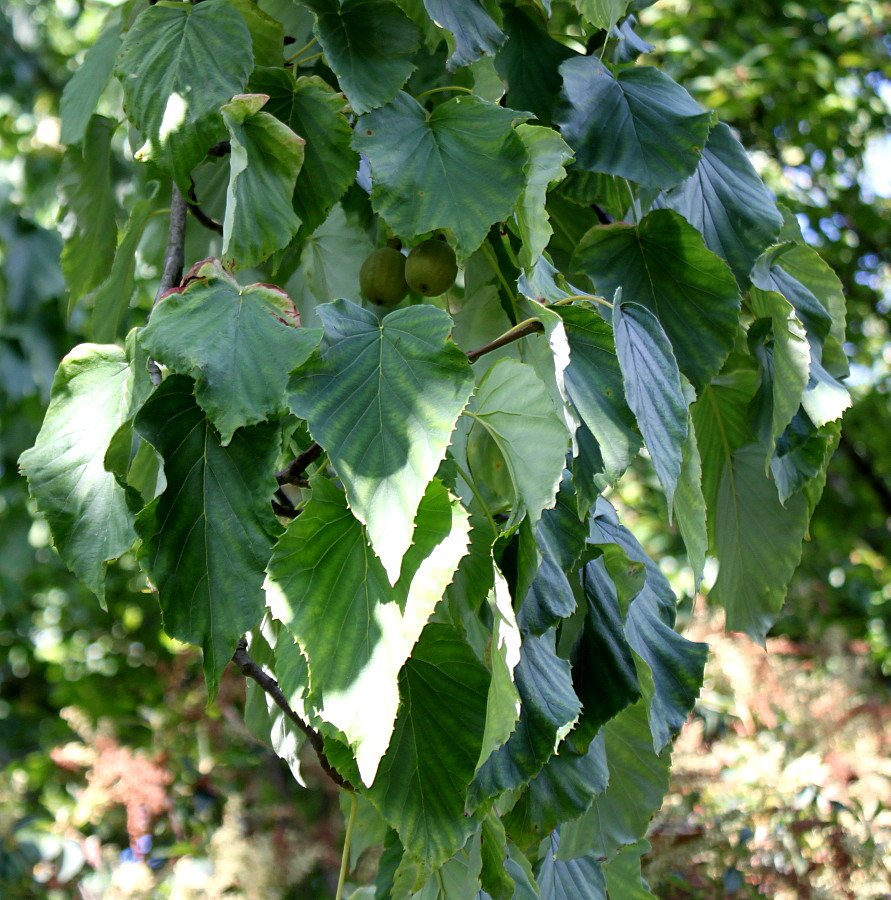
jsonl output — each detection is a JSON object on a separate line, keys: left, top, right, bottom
{"left": 276, "top": 443, "right": 324, "bottom": 486}
{"left": 466, "top": 318, "right": 544, "bottom": 363}
{"left": 148, "top": 184, "right": 188, "bottom": 385}
{"left": 207, "top": 140, "right": 231, "bottom": 157}
{"left": 592, "top": 203, "right": 613, "bottom": 225}
{"left": 233, "top": 637, "right": 354, "bottom": 791}
{"left": 187, "top": 182, "right": 223, "bottom": 234}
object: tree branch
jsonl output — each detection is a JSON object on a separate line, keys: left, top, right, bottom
{"left": 186, "top": 182, "right": 223, "bottom": 235}
{"left": 233, "top": 637, "right": 354, "bottom": 791}
{"left": 276, "top": 442, "right": 324, "bottom": 486}
{"left": 148, "top": 184, "right": 188, "bottom": 385}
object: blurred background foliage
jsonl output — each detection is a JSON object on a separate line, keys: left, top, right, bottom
{"left": 0, "top": 0, "right": 889, "bottom": 896}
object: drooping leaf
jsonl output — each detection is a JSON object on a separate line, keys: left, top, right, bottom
{"left": 655, "top": 121, "right": 783, "bottom": 282}
{"left": 115, "top": 0, "right": 253, "bottom": 188}
{"left": 515, "top": 124, "right": 574, "bottom": 269}
{"left": 353, "top": 92, "right": 530, "bottom": 259}
{"left": 465, "top": 358, "right": 568, "bottom": 531}
{"left": 536, "top": 830, "right": 606, "bottom": 898}
{"left": 422, "top": 0, "right": 506, "bottom": 70}
{"left": 89, "top": 184, "right": 160, "bottom": 343}
{"left": 613, "top": 301, "right": 687, "bottom": 508}
{"left": 555, "top": 55, "right": 710, "bottom": 190}
{"left": 555, "top": 304, "right": 640, "bottom": 483}
{"left": 576, "top": 0, "right": 630, "bottom": 31}
{"left": 221, "top": 93, "right": 305, "bottom": 269}
{"left": 494, "top": 4, "right": 575, "bottom": 125}
{"left": 711, "top": 443, "right": 810, "bottom": 642}
{"left": 604, "top": 840, "right": 655, "bottom": 899}
{"left": 469, "top": 629, "right": 581, "bottom": 810}
{"left": 572, "top": 209, "right": 741, "bottom": 391}
{"left": 229, "top": 0, "right": 284, "bottom": 66}
{"left": 249, "top": 68, "right": 358, "bottom": 240}
{"left": 305, "top": 0, "right": 421, "bottom": 114}
{"left": 134, "top": 376, "right": 280, "bottom": 697}
{"left": 18, "top": 345, "right": 140, "bottom": 605}
{"left": 365, "top": 623, "right": 490, "bottom": 868}
{"left": 265, "top": 477, "right": 470, "bottom": 785}
{"left": 140, "top": 259, "right": 321, "bottom": 445}
{"left": 673, "top": 382, "right": 708, "bottom": 588}
{"left": 59, "top": 115, "right": 118, "bottom": 306}
{"left": 288, "top": 300, "right": 474, "bottom": 582}
{"left": 60, "top": 21, "right": 121, "bottom": 145}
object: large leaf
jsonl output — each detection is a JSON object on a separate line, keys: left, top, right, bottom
{"left": 288, "top": 300, "right": 474, "bottom": 582}
{"left": 673, "top": 382, "right": 708, "bottom": 588}
{"left": 305, "top": 0, "right": 420, "bottom": 114}
{"left": 469, "top": 629, "right": 581, "bottom": 810}
{"left": 515, "top": 124, "right": 574, "bottom": 269}
{"left": 422, "top": 0, "right": 506, "bottom": 70}
{"left": 613, "top": 301, "right": 687, "bottom": 507}
{"left": 494, "top": 5, "right": 575, "bottom": 126}
{"left": 711, "top": 443, "right": 810, "bottom": 642}
{"left": 265, "top": 477, "right": 470, "bottom": 785}
{"left": 59, "top": 115, "right": 118, "bottom": 306}
{"left": 572, "top": 209, "right": 741, "bottom": 391}
{"left": 140, "top": 260, "right": 321, "bottom": 445}
{"left": 249, "top": 68, "right": 357, "bottom": 240}
{"left": 555, "top": 55, "right": 710, "bottom": 190}
{"left": 18, "top": 345, "right": 139, "bottom": 605}
{"left": 221, "top": 94, "right": 305, "bottom": 269}
{"left": 115, "top": 0, "right": 253, "bottom": 188}
{"left": 536, "top": 831, "right": 606, "bottom": 899}
{"left": 90, "top": 184, "right": 160, "bottom": 343}
{"left": 464, "top": 359, "right": 567, "bottom": 531}
{"left": 366, "top": 623, "right": 490, "bottom": 868}
{"left": 60, "top": 22, "right": 121, "bottom": 145}
{"left": 134, "top": 376, "right": 280, "bottom": 697}
{"left": 555, "top": 305, "right": 640, "bottom": 483}
{"left": 655, "top": 121, "right": 783, "bottom": 282}
{"left": 576, "top": 0, "right": 630, "bottom": 31}
{"left": 353, "top": 92, "right": 530, "bottom": 259}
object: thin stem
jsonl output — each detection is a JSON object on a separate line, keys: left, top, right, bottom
{"left": 295, "top": 51, "right": 324, "bottom": 67}
{"left": 335, "top": 792, "right": 359, "bottom": 900}
{"left": 552, "top": 293, "right": 613, "bottom": 310}
{"left": 233, "top": 638, "right": 354, "bottom": 791}
{"left": 466, "top": 317, "right": 543, "bottom": 363}
{"left": 414, "top": 85, "right": 475, "bottom": 101}
{"left": 186, "top": 181, "right": 223, "bottom": 235}
{"left": 285, "top": 36, "right": 317, "bottom": 64}
{"left": 450, "top": 457, "right": 499, "bottom": 536}
{"left": 480, "top": 240, "right": 519, "bottom": 321}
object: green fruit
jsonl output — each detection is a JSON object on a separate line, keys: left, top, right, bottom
{"left": 359, "top": 247, "right": 409, "bottom": 306}
{"left": 405, "top": 239, "right": 458, "bottom": 296}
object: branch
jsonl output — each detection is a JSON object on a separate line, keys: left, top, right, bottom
{"left": 592, "top": 203, "right": 613, "bottom": 225}
{"left": 186, "top": 182, "right": 223, "bottom": 234}
{"left": 233, "top": 637, "right": 354, "bottom": 791}
{"left": 276, "top": 442, "right": 324, "bottom": 486}
{"left": 466, "top": 318, "right": 544, "bottom": 363}
{"left": 148, "top": 184, "right": 188, "bottom": 385}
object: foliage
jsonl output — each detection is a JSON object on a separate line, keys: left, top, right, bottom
{"left": 4, "top": 0, "right": 882, "bottom": 896}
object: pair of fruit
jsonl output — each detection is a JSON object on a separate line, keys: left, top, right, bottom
{"left": 359, "top": 239, "right": 458, "bottom": 306}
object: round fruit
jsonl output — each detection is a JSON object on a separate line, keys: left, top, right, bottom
{"left": 359, "top": 247, "right": 409, "bottom": 306}
{"left": 405, "top": 239, "right": 458, "bottom": 296}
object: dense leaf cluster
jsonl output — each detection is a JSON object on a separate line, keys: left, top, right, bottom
{"left": 19, "top": 0, "right": 849, "bottom": 895}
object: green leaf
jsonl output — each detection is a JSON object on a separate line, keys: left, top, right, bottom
{"left": 572, "top": 209, "right": 741, "bottom": 391}
{"left": 265, "top": 477, "right": 470, "bottom": 785}
{"left": 555, "top": 305, "right": 640, "bottom": 483}
{"left": 469, "top": 629, "right": 581, "bottom": 810}
{"left": 305, "top": 0, "right": 421, "bottom": 114}
{"left": 613, "top": 301, "right": 687, "bottom": 508}
{"left": 536, "top": 831, "right": 606, "bottom": 898}
{"left": 60, "top": 22, "right": 121, "bottom": 145}
{"left": 604, "top": 840, "right": 655, "bottom": 899}
{"left": 115, "top": 0, "right": 253, "bottom": 188}
{"left": 249, "top": 68, "right": 358, "bottom": 240}
{"left": 134, "top": 376, "right": 280, "bottom": 697}
{"left": 673, "top": 382, "right": 708, "bottom": 589}
{"left": 655, "top": 122, "right": 782, "bottom": 282}
{"left": 495, "top": 5, "right": 575, "bottom": 126}
{"left": 556, "top": 56, "right": 710, "bottom": 190}
{"left": 90, "top": 184, "right": 160, "bottom": 343}
{"left": 221, "top": 94, "right": 305, "bottom": 269}
{"left": 558, "top": 701, "right": 669, "bottom": 860}
{"left": 465, "top": 359, "right": 568, "bottom": 531}
{"left": 365, "top": 623, "right": 490, "bottom": 868}
{"left": 229, "top": 0, "right": 284, "bottom": 66}
{"left": 353, "top": 92, "right": 531, "bottom": 259}
{"left": 711, "top": 443, "right": 810, "bottom": 642}
{"left": 288, "top": 300, "right": 474, "bottom": 581}
{"left": 515, "top": 125, "right": 574, "bottom": 269}
{"left": 59, "top": 115, "right": 118, "bottom": 306}
{"left": 140, "top": 259, "right": 321, "bottom": 445}
{"left": 422, "top": 0, "right": 506, "bottom": 70}
{"left": 18, "top": 345, "right": 140, "bottom": 605}
{"left": 577, "top": 0, "right": 630, "bottom": 31}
